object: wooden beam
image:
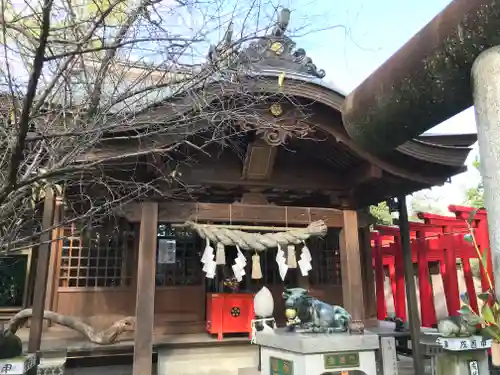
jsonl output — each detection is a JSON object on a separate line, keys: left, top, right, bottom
{"left": 28, "top": 187, "right": 56, "bottom": 353}
{"left": 339, "top": 210, "right": 364, "bottom": 322}
{"left": 180, "top": 161, "right": 344, "bottom": 191}
{"left": 132, "top": 202, "right": 158, "bottom": 375}
{"left": 121, "top": 202, "right": 338, "bottom": 227}
{"left": 347, "top": 163, "right": 383, "bottom": 186}
{"left": 239, "top": 192, "right": 269, "bottom": 205}
{"left": 119, "top": 201, "right": 374, "bottom": 228}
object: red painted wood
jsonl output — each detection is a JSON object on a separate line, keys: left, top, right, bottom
{"left": 388, "top": 262, "right": 397, "bottom": 314}
{"left": 462, "top": 256, "right": 479, "bottom": 314}
{"left": 449, "top": 205, "right": 494, "bottom": 289}
{"left": 393, "top": 239, "right": 407, "bottom": 321}
{"left": 371, "top": 205, "right": 494, "bottom": 327}
{"left": 415, "top": 232, "right": 435, "bottom": 327}
{"left": 206, "top": 293, "right": 254, "bottom": 340}
{"left": 444, "top": 232, "right": 461, "bottom": 316}
{"left": 373, "top": 233, "right": 387, "bottom": 320}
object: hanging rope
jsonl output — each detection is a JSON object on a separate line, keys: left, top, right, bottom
{"left": 185, "top": 220, "right": 327, "bottom": 251}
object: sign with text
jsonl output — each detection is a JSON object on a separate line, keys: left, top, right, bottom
{"left": 425, "top": 344, "right": 444, "bottom": 356}
{"left": 323, "top": 352, "right": 360, "bottom": 369}
{"left": 158, "top": 239, "right": 176, "bottom": 264}
{"left": 436, "top": 336, "right": 491, "bottom": 351}
{"left": 468, "top": 360, "right": 480, "bottom": 375}
{"left": 270, "top": 357, "right": 293, "bottom": 375}
{"left": 0, "top": 355, "right": 36, "bottom": 374}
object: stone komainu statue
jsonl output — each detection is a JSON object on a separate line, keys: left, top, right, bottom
{"left": 282, "top": 288, "right": 352, "bottom": 333}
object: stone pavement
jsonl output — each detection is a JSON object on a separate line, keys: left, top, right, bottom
{"left": 397, "top": 356, "right": 431, "bottom": 375}
{"left": 62, "top": 356, "right": 428, "bottom": 375}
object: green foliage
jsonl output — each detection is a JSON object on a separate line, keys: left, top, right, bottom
{"left": 464, "top": 158, "right": 484, "bottom": 208}
{"left": 470, "top": 258, "right": 482, "bottom": 278}
{"left": 369, "top": 202, "right": 393, "bottom": 225}
{"left": 459, "top": 289, "right": 500, "bottom": 342}
{"left": 458, "top": 221, "right": 498, "bottom": 342}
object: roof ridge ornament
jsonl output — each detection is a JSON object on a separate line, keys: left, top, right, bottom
{"left": 241, "top": 9, "right": 326, "bottom": 79}
{"left": 208, "top": 9, "right": 326, "bottom": 79}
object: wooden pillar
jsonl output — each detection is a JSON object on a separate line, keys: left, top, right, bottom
{"left": 28, "top": 187, "right": 56, "bottom": 353}
{"left": 22, "top": 249, "right": 33, "bottom": 309}
{"left": 359, "top": 226, "right": 377, "bottom": 321}
{"left": 43, "top": 197, "right": 63, "bottom": 327}
{"left": 397, "top": 196, "right": 424, "bottom": 375}
{"left": 339, "top": 210, "right": 364, "bottom": 322}
{"left": 132, "top": 202, "right": 158, "bottom": 375}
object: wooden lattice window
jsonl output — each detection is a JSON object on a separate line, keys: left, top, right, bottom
{"left": 0, "top": 255, "right": 28, "bottom": 307}
{"left": 156, "top": 224, "right": 203, "bottom": 286}
{"left": 58, "top": 223, "right": 132, "bottom": 288}
{"left": 309, "top": 228, "right": 341, "bottom": 285}
{"left": 260, "top": 247, "right": 294, "bottom": 287}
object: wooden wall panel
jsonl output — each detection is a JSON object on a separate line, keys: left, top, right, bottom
{"left": 56, "top": 289, "right": 135, "bottom": 327}
{"left": 155, "top": 286, "right": 204, "bottom": 314}
{"left": 309, "top": 286, "right": 343, "bottom": 306}
{"left": 154, "top": 286, "right": 205, "bottom": 334}
{"left": 55, "top": 286, "right": 206, "bottom": 334}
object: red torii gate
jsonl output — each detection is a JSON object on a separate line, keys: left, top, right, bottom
{"left": 371, "top": 205, "right": 493, "bottom": 328}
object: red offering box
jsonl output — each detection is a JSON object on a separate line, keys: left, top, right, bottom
{"left": 206, "top": 293, "right": 255, "bottom": 340}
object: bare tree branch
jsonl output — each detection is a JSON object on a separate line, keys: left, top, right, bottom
{"left": 0, "top": 0, "right": 345, "bottom": 255}
{"left": 4, "top": 0, "right": 53, "bottom": 193}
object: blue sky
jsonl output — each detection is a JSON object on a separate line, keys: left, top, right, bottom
{"left": 285, "top": 0, "right": 479, "bottom": 209}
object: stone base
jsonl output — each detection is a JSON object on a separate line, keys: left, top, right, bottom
{"left": 421, "top": 334, "right": 491, "bottom": 375}
{"left": 256, "top": 328, "right": 379, "bottom": 375}
{"left": 435, "top": 350, "right": 488, "bottom": 375}
{"left": 37, "top": 356, "right": 66, "bottom": 375}
{"left": 237, "top": 367, "right": 260, "bottom": 375}
{"left": 157, "top": 344, "right": 258, "bottom": 375}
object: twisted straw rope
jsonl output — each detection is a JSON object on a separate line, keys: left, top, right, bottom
{"left": 185, "top": 220, "right": 327, "bottom": 251}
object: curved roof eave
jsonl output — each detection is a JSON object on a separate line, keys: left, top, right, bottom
{"left": 251, "top": 75, "right": 472, "bottom": 171}
{"left": 246, "top": 68, "right": 348, "bottom": 97}
{"left": 99, "top": 76, "right": 470, "bottom": 185}
{"left": 396, "top": 139, "right": 472, "bottom": 168}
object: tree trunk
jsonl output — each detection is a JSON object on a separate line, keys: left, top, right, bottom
{"left": 5, "top": 309, "right": 135, "bottom": 345}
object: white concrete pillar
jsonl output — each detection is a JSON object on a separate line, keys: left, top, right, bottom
{"left": 472, "top": 46, "right": 500, "bottom": 297}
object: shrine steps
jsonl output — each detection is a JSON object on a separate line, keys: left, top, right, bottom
{"left": 157, "top": 343, "right": 258, "bottom": 375}
{"left": 0, "top": 307, "right": 21, "bottom": 323}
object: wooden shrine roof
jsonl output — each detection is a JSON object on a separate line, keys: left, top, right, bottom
{"left": 52, "top": 10, "right": 476, "bottom": 208}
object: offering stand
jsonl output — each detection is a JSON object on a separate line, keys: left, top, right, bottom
{"left": 206, "top": 292, "right": 255, "bottom": 340}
